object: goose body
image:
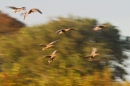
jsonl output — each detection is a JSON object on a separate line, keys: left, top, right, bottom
{"left": 87, "top": 47, "right": 100, "bottom": 61}
{"left": 43, "top": 50, "right": 57, "bottom": 64}
{"left": 24, "top": 8, "right": 42, "bottom": 20}
{"left": 38, "top": 40, "right": 59, "bottom": 51}
{"left": 93, "top": 25, "right": 107, "bottom": 31}
{"left": 55, "top": 28, "right": 76, "bottom": 34}
{"left": 8, "top": 6, "right": 26, "bottom": 13}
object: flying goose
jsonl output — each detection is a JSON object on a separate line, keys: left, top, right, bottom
{"left": 38, "top": 40, "right": 59, "bottom": 51}
{"left": 23, "top": 8, "right": 42, "bottom": 20}
{"left": 93, "top": 25, "right": 107, "bottom": 31}
{"left": 43, "top": 50, "right": 57, "bottom": 64}
{"left": 55, "top": 28, "right": 76, "bottom": 34}
{"left": 7, "top": 6, "right": 26, "bottom": 13}
{"left": 87, "top": 47, "right": 100, "bottom": 61}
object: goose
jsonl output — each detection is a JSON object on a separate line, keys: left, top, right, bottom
{"left": 38, "top": 40, "right": 59, "bottom": 51}
{"left": 23, "top": 8, "right": 42, "bottom": 20}
{"left": 55, "top": 28, "right": 76, "bottom": 34}
{"left": 7, "top": 6, "right": 26, "bottom": 13}
{"left": 93, "top": 25, "right": 107, "bottom": 31}
{"left": 43, "top": 50, "right": 57, "bottom": 64}
{"left": 79, "top": 47, "right": 100, "bottom": 61}
{"left": 87, "top": 47, "right": 100, "bottom": 61}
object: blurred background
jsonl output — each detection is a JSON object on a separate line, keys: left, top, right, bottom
{"left": 0, "top": 0, "right": 130, "bottom": 86}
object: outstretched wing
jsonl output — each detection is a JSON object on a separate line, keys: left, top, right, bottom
{"left": 50, "top": 56, "right": 55, "bottom": 61}
{"left": 51, "top": 50, "right": 57, "bottom": 55}
{"left": 64, "top": 28, "right": 76, "bottom": 32}
{"left": 43, "top": 55, "right": 51, "bottom": 58}
{"left": 79, "top": 55, "right": 91, "bottom": 58}
{"left": 8, "top": 6, "right": 17, "bottom": 9}
{"left": 55, "top": 29, "right": 62, "bottom": 33}
{"left": 49, "top": 40, "right": 59, "bottom": 45}
{"left": 24, "top": 11, "right": 28, "bottom": 20}
{"left": 37, "top": 55, "right": 51, "bottom": 60}
{"left": 21, "top": 7, "right": 26, "bottom": 10}
{"left": 93, "top": 26, "right": 101, "bottom": 31}
{"left": 91, "top": 47, "right": 97, "bottom": 55}
{"left": 37, "top": 44, "right": 46, "bottom": 46}
{"left": 35, "top": 9, "right": 42, "bottom": 14}
{"left": 64, "top": 28, "right": 70, "bottom": 31}
{"left": 29, "top": 8, "right": 42, "bottom": 14}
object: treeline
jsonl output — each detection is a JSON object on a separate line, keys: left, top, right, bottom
{"left": 0, "top": 14, "right": 130, "bottom": 85}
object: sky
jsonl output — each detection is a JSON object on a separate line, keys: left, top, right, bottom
{"left": 0, "top": 0, "right": 130, "bottom": 36}
{"left": 0, "top": 0, "right": 130, "bottom": 80}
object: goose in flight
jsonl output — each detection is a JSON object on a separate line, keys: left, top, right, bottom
{"left": 87, "top": 47, "right": 100, "bottom": 61}
{"left": 79, "top": 47, "right": 100, "bottom": 61}
{"left": 23, "top": 8, "right": 42, "bottom": 20}
{"left": 7, "top": 6, "right": 26, "bottom": 13}
{"left": 93, "top": 25, "right": 107, "bottom": 31}
{"left": 38, "top": 40, "right": 59, "bottom": 51}
{"left": 55, "top": 28, "right": 76, "bottom": 34}
{"left": 43, "top": 50, "right": 57, "bottom": 64}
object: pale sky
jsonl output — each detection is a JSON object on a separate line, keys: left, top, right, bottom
{"left": 0, "top": 0, "right": 130, "bottom": 36}
{"left": 0, "top": 0, "right": 130, "bottom": 80}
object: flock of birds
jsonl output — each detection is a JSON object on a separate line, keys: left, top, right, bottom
{"left": 7, "top": 6, "right": 108, "bottom": 64}
{"left": 7, "top": 6, "right": 42, "bottom": 20}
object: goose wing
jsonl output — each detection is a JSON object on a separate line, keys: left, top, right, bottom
{"left": 49, "top": 40, "right": 59, "bottom": 45}
{"left": 21, "top": 7, "right": 26, "bottom": 10}
{"left": 29, "top": 8, "right": 42, "bottom": 14}
{"left": 34, "top": 9, "right": 42, "bottom": 14}
{"left": 37, "top": 44, "right": 46, "bottom": 46}
{"left": 55, "top": 29, "right": 62, "bottom": 33}
{"left": 8, "top": 6, "right": 17, "bottom": 9}
{"left": 91, "top": 47, "right": 97, "bottom": 55}
{"left": 64, "top": 28, "right": 71, "bottom": 31}
{"left": 23, "top": 11, "right": 29, "bottom": 20}
{"left": 37, "top": 55, "right": 51, "bottom": 60}
{"left": 50, "top": 56, "right": 55, "bottom": 60}
{"left": 93, "top": 26, "right": 101, "bottom": 31}
{"left": 51, "top": 50, "right": 57, "bottom": 55}
{"left": 43, "top": 55, "right": 51, "bottom": 58}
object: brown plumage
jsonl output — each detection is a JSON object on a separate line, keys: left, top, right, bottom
{"left": 23, "top": 8, "right": 42, "bottom": 20}
{"left": 87, "top": 47, "right": 100, "bottom": 61}
{"left": 7, "top": 6, "right": 26, "bottom": 13}
{"left": 79, "top": 47, "right": 100, "bottom": 61}
{"left": 43, "top": 50, "right": 57, "bottom": 64}
{"left": 93, "top": 25, "right": 107, "bottom": 31}
{"left": 39, "top": 40, "right": 59, "bottom": 51}
{"left": 55, "top": 28, "right": 76, "bottom": 34}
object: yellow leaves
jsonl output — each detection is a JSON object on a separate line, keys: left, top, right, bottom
{"left": 59, "top": 62, "right": 66, "bottom": 69}
{"left": 80, "top": 67, "right": 110, "bottom": 86}
{"left": 10, "top": 63, "right": 21, "bottom": 75}
{"left": 0, "top": 15, "right": 129, "bottom": 85}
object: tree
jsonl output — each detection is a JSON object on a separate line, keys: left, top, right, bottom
{"left": 0, "top": 15, "right": 129, "bottom": 85}
{"left": 0, "top": 11, "right": 25, "bottom": 34}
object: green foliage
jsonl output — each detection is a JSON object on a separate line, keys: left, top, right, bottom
{"left": 0, "top": 16, "right": 129, "bottom": 85}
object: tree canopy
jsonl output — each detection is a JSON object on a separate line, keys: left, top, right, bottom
{"left": 0, "top": 15, "right": 129, "bottom": 86}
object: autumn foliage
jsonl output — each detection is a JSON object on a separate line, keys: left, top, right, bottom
{"left": 0, "top": 15, "right": 129, "bottom": 86}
